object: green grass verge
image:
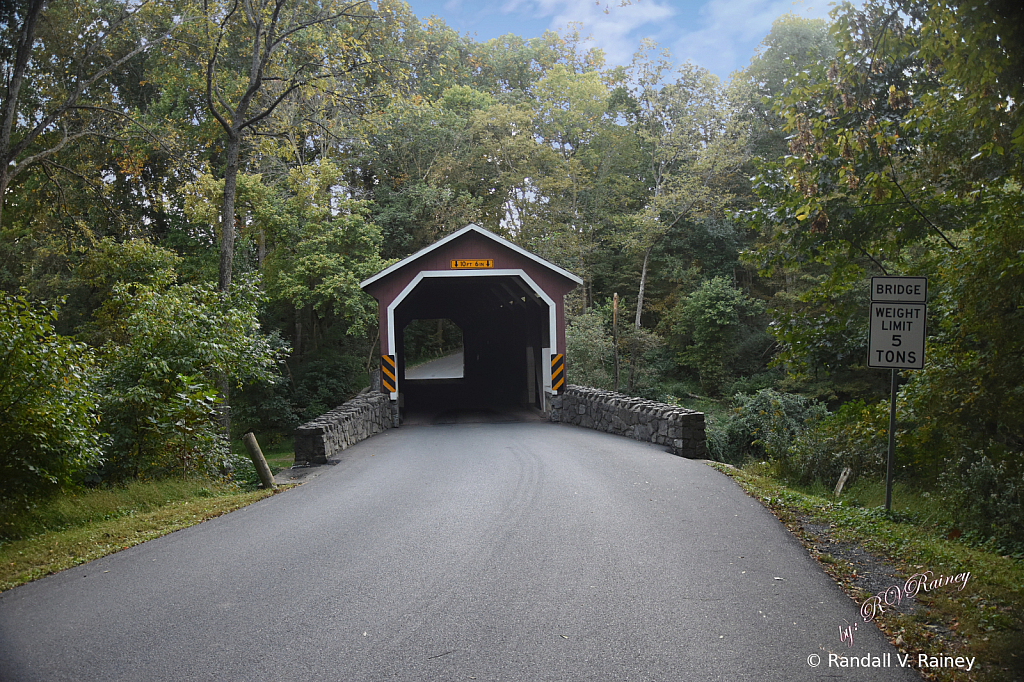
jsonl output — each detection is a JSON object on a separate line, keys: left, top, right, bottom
{"left": 1, "top": 479, "right": 276, "bottom": 592}
{"left": 231, "top": 433, "right": 295, "bottom": 472}
{"left": 708, "top": 461, "right": 1024, "bottom": 682}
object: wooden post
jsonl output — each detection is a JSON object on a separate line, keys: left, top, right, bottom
{"left": 834, "top": 467, "right": 852, "bottom": 497}
{"left": 242, "top": 432, "right": 276, "bottom": 490}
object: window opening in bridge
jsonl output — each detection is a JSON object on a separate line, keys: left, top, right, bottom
{"left": 403, "top": 318, "right": 464, "bottom": 379}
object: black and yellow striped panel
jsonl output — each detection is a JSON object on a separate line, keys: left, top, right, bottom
{"left": 381, "top": 354, "right": 397, "bottom": 393}
{"left": 550, "top": 353, "right": 565, "bottom": 393}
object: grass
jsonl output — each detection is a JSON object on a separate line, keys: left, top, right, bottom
{"left": 0, "top": 478, "right": 276, "bottom": 592}
{"left": 231, "top": 433, "right": 295, "bottom": 472}
{"left": 709, "top": 461, "right": 1024, "bottom": 682}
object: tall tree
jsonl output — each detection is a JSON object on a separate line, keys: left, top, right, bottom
{"left": 0, "top": 0, "right": 173, "bottom": 230}
{"left": 618, "top": 46, "right": 745, "bottom": 389}
{"left": 188, "top": 0, "right": 390, "bottom": 293}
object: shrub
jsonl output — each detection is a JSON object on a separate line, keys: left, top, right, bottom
{"left": 711, "top": 388, "right": 827, "bottom": 465}
{"left": 97, "top": 278, "right": 284, "bottom": 480}
{"left": 0, "top": 293, "right": 103, "bottom": 509}
{"left": 566, "top": 308, "right": 615, "bottom": 390}
{"left": 666, "top": 276, "right": 764, "bottom": 395}
{"left": 939, "top": 449, "right": 1024, "bottom": 550}
{"left": 788, "top": 399, "right": 889, "bottom": 485}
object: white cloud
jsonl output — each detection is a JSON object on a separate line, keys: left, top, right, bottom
{"left": 499, "top": 0, "right": 677, "bottom": 66}
{"left": 671, "top": 0, "right": 837, "bottom": 78}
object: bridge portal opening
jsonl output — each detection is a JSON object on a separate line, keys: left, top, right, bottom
{"left": 394, "top": 274, "right": 551, "bottom": 415}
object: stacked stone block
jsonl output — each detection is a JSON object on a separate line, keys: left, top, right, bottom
{"left": 293, "top": 392, "right": 393, "bottom": 466}
{"left": 550, "top": 385, "right": 706, "bottom": 459}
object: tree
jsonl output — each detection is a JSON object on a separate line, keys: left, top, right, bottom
{"left": 744, "top": 0, "right": 1024, "bottom": 539}
{"left": 730, "top": 14, "right": 833, "bottom": 162}
{"left": 182, "top": 0, "right": 390, "bottom": 293}
{"left": 98, "top": 276, "right": 285, "bottom": 479}
{"left": 263, "top": 161, "right": 389, "bottom": 343}
{"left": 0, "top": 0, "right": 173, "bottom": 230}
{"left": 617, "top": 45, "right": 746, "bottom": 390}
{"left": 666, "top": 276, "right": 763, "bottom": 394}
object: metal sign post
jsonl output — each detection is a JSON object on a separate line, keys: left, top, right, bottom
{"left": 868, "top": 277, "right": 927, "bottom": 512}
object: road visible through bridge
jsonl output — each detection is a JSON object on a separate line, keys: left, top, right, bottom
{"left": 0, "top": 422, "right": 921, "bottom": 681}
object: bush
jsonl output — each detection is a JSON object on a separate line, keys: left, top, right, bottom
{"left": 291, "top": 354, "right": 363, "bottom": 421}
{"left": 710, "top": 388, "right": 827, "bottom": 465}
{"left": 788, "top": 399, "right": 889, "bottom": 486}
{"left": 97, "top": 278, "right": 284, "bottom": 480}
{"left": 566, "top": 308, "right": 615, "bottom": 390}
{"left": 665, "top": 276, "right": 765, "bottom": 395}
{"left": 0, "top": 293, "right": 103, "bottom": 509}
{"left": 939, "top": 449, "right": 1024, "bottom": 550}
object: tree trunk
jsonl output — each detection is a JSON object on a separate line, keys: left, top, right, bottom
{"left": 218, "top": 128, "right": 241, "bottom": 293}
{"left": 216, "top": 129, "right": 242, "bottom": 443}
{"left": 0, "top": 0, "right": 44, "bottom": 231}
{"left": 627, "top": 246, "right": 652, "bottom": 393}
{"left": 613, "top": 292, "right": 619, "bottom": 392}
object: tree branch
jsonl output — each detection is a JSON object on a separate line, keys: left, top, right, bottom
{"left": 888, "top": 156, "right": 958, "bottom": 250}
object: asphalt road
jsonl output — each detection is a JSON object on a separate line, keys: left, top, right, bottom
{"left": 0, "top": 423, "right": 923, "bottom": 682}
{"left": 405, "top": 351, "right": 465, "bottom": 379}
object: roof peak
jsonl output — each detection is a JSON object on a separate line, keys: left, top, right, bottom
{"left": 359, "top": 223, "right": 582, "bottom": 289}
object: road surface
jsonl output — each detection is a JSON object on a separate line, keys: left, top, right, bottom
{"left": 405, "top": 351, "right": 464, "bottom": 379}
{"left": 0, "top": 422, "right": 922, "bottom": 681}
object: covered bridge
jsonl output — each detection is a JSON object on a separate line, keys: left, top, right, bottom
{"left": 359, "top": 224, "right": 581, "bottom": 418}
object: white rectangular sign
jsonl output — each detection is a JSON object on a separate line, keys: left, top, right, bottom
{"left": 870, "top": 276, "right": 927, "bottom": 303}
{"left": 868, "top": 302, "right": 926, "bottom": 369}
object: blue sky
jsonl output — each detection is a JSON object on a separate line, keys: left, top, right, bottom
{"left": 403, "top": 0, "right": 840, "bottom": 81}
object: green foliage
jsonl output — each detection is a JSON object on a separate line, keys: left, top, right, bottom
{"left": 0, "top": 293, "right": 103, "bottom": 508}
{"left": 665, "top": 276, "right": 764, "bottom": 394}
{"left": 734, "top": 0, "right": 1024, "bottom": 549}
{"left": 710, "top": 388, "right": 827, "bottom": 465}
{"left": 565, "top": 308, "right": 615, "bottom": 390}
{"left": 97, "top": 278, "right": 284, "bottom": 480}
{"left": 939, "top": 450, "right": 1024, "bottom": 550}
{"left": 290, "top": 354, "right": 364, "bottom": 421}
{"left": 264, "top": 165, "right": 390, "bottom": 337}
{"left": 67, "top": 238, "right": 182, "bottom": 342}
{"left": 788, "top": 399, "right": 889, "bottom": 485}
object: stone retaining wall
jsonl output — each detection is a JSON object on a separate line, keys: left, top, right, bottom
{"left": 293, "top": 392, "right": 395, "bottom": 466}
{"left": 550, "top": 385, "right": 706, "bottom": 458}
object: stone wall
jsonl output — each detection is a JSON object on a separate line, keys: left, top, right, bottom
{"left": 293, "top": 392, "right": 395, "bottom": 466}
{"left": 550, "top": 385, "right": 706, "bottom": 459}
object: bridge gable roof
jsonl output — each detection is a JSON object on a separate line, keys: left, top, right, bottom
{"left": 359, "top": 224, "right": 582, "bottom": 298}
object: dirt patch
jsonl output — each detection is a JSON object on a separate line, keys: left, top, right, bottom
{"left": 797, "top": 515, "right": 917, "bottom": 618}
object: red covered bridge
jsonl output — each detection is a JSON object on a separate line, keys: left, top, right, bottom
{"left": 359, "top": 224, "right": 581, "bottom": 418}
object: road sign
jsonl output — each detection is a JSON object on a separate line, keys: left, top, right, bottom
{"left": 868, "top": 277, "right": 927, "bottom": 369}
{"left": 870, "top": 276, "right": 927, "bottom": 303}
{"left": 381, "top": 354, "right": 397, "bottom": 394}
{"left": 867, "top": 276, "right": 927, "bottom": 513}
{"left": 550, "top": 353, "right": 565, "bottom": 393}
{"left": 450, "top": 259, "right": 494, "bottom": 269}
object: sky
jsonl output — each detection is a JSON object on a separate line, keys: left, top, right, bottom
{"left": 403, "top": 0, "right": 842, "bottom": 81}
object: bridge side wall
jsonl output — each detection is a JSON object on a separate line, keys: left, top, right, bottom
{"left": 550, "top": 386, "right": 706, "bottom": 459}
{"left": 293, "top": 392, "right": 396, "bottom": 466}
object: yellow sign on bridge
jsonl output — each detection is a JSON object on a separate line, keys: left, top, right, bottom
{"left": 450, "top": 259, "right": 494, "bottom": 269}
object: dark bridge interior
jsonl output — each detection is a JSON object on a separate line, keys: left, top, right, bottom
{"left": 395, "top": 275, "right": 550, "bottom": 418}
